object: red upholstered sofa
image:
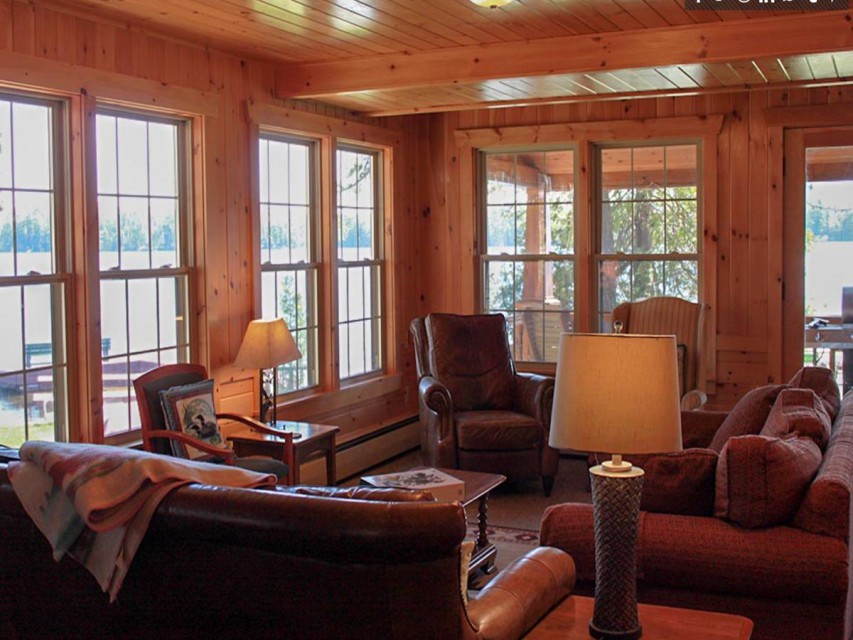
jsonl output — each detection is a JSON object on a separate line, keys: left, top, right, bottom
{"left": 541, "top": 369, "right": 853, "bottom": 640}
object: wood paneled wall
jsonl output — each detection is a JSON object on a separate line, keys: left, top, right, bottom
{"left": 3, "top": 0, "right": 851, "bottom": 434}
{"left": 410, "top": 87, "right": 853, "bottom": 410}
{"left": 0, "top": 0, "right": 418, "bottom": 445}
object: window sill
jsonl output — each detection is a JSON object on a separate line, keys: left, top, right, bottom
{"left": 275, "top": 373, "right": 404, "bottom": 422}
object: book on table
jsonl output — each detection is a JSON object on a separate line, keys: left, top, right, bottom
{"left": 361, "top": 467, "right": 465, "bottom": 502}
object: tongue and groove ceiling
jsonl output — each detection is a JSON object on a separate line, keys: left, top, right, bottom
{"left": 36, "top": 0, "right": 853, "bottom": 116}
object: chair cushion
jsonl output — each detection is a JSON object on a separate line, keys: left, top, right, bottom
{"left": 455, "top": 411, "right": 541, "bottom": 451}
{"left": 426, "top": 313, "right": 515, "bottom": 412}
{"left": 159, "top": 379, "right": 225, "bottom": 458}
{"left": 788, "top": 366, "right": 842, "bottom": 422}
{"left": 708, "top": 384, "right": 787, "bottom": 452}
{"left": 760, "top": 388, "right": 831, "bottom": 451}
{"left": 714, "top": 434, "right": 821, "bottom": 529}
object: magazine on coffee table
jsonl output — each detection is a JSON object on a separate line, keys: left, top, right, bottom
{"left": 361, "top": 467, "right": 465, "bottom": 502}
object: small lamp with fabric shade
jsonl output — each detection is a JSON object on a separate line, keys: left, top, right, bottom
{"left": 235, "top": 318, "right": 302, "bottom": 425}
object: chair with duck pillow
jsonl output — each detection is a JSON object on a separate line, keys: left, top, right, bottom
{"left": 133, "top": 363, "right": 292, "bottom": 483}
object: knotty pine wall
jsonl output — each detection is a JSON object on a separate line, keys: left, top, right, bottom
{"left": 0, "top": 0, "right": 421, "bottom": 459}
{"left": 408, "top": 88, "right": 853, "bottom": 410}
{"left": 2, "top": 0, "right": 851, "bottom": 446}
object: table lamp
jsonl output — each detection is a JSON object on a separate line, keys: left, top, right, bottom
{"left": 235, "top": 318, "right": 302, "bottom": 425}
{"left": 549, "top": 333, "right": 682, "bottom": 640}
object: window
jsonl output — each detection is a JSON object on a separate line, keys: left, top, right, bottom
{"left": 336, "top": 146, "right": 383, "bottom": 380}
{"left": 258, "top": 134, "right": 318, "bottom": 393}
{"left": 480, "top": 150, "right": 575, "bottom": 363}
{"left": 96, "top": 111, "right": 190, "bottom": 437}
{"left": 0, "top": 94, "right": 68, "bottom": 447}
{"left": 597, "top": 144, "right": 700, "bottom": 331}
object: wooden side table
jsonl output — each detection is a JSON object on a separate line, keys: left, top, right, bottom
{"left": 229, "top": 421, "right": 339, "bottom": 486}
{"left": 524, "top": 596, "right": 753, "bottom": 640}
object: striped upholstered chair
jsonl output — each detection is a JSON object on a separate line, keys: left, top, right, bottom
{"left": 611, "top": 296, "right": 707, "bottom": 410}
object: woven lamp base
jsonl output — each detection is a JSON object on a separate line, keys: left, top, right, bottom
{"left": 589, "top": 465, "right": 644, "bottom": 640}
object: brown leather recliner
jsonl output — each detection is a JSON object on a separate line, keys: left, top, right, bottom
{"left": 411, "top": 313, "right": 559, "bottom": 496}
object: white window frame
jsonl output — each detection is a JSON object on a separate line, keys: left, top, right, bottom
{"left": 594, "top": 141, "right": 702, "bottom": 332}
{"left": 257, "top": 132, "right": 320, "bottom": 394}
{"left": 335, "top": 143, "right": 384, "bottom": 382}
{"left": 0, "top": 91, "right": 70, "bottom": 446}
{"left": 95, "top": 107, "right": 192, "bottom": 440}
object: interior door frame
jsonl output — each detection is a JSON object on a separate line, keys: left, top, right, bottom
{"left": 782, "top": 126, "right": 853, "bottom": 379}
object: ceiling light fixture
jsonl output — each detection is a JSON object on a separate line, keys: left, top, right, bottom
{"left": 469, "top": 0, "right": 514, "bottom": 8}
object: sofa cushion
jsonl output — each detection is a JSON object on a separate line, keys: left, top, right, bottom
{"left": 455, "top": 411, "right": 541, "bottom": 451}
{"left": 539, "top": 502, "right": 849, "bottom": 604}
{"left": 793, "top": 392, "right": 853, "bottom": 540}
{"left": 760, "top": 388, "right": 832, "bottom": 450}
{"left": 426, "top": 313, "right": 514, "bottom": 412}
{"left": 715, "top": 434, "right": 821, "bottom": 528}
{"left": 788, "top": 366, "right": 841, "bottom": 422}
{"left": 708, "top": 384, "right": 787, "bottom": 452}
{"left": 601, "top": 449, "right": 718, "bottom": 516}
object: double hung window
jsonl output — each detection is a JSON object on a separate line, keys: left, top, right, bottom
{"left": 0, "top": 94, "right": 67, "bottom": 446}
{"left": 96, "top": 111, "right": 190, "bottom": 437}
{"left": 480, "top": 149, "right": 576, "bottom": 363}
{"left": 256, "top": 134, "right": 386, "bottom": 402}
{"left": 258, "top": 134, "right": 318, "bottom": 393}
{"left": 596, "top": 144, "right": 700, "bottom": 330}
{"left": 336, "top": 146, "right": 383, "bottom": 380}
{"left": 478, "top": 141, "right": 701, "bottom": 362}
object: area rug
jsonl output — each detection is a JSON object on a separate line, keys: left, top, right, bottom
{"left": 466, "top": 524, "right": 540, "bottom": 590}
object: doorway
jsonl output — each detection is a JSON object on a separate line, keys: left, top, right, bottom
{"left": 783, "top": 128, "right": 853, "bottom": 393}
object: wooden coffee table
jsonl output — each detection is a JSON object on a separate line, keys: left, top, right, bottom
{"left": 524, "top": 595, "right": 753, "bottom": 639}
{"left": 440, "top": 468, "right": 506, "bottom": 579}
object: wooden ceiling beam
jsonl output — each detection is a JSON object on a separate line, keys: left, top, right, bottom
{"left": 275, "top": 11, "right": 853, "bottom": 99}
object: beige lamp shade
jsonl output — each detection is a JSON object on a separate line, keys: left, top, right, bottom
{"left": 549, "top": 333, "right": 682, "bottom": 455}
{"left": 234, "top": 318, "right": 302, "bottom": 370}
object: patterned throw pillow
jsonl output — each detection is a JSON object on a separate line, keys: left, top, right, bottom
{"left": 159, "top": 379, "right": 224, "bottom": 459}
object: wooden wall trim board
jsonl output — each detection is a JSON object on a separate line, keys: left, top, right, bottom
{"left": 276, "top": 11, "right": 853, "bottom": 98}
{"left": 0, "top": 49, "right": 220, "bottom": 116}
{"left": 247, "top": 101, "right": 402, "bottom": 146}
{"left": 454, "top": 115, "right": 725, "bottom": 148}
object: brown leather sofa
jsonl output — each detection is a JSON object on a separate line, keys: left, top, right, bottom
{"left": 0, "top": 468, "right": 575, "bottom": 639}
{"left": 411, "top": 313, "right": 559, "bottom": 495}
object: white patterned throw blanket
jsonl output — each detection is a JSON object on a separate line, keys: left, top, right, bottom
{"left": 8, "top": 441, "right": 276, "bottom": 601}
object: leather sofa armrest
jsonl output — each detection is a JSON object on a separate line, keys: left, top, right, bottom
{"left": 467, "top": 547, "right": 575, "bottom": 640}
{"left": 513, "top": 373, "right": 555, "bottom": 426}
{"left": 681, "top": 409, "right": 728, "bottom": 449}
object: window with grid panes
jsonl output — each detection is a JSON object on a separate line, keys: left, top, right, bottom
{"left": 0, "top": 94, "right": 68, "bottom": 447}
{"left": 336, "top": 146, "right": 383, "bottom": 380}
{"left": 479, "top": 149, "right": 575, "bottom": 363}
{"left": 597, "top": 144, "right": 700, "bottom": 331}
{"left": 96, "top": 110, "right": 190, "bottom": 437}
{"left": 258, "top": 134, "right": 318, "bottom": 393}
